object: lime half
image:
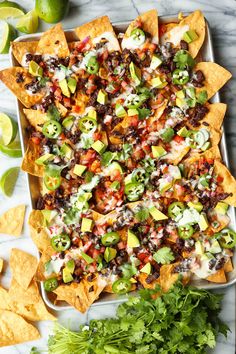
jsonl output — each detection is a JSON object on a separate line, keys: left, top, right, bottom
{"left": 16, "top": 9, "right": 38, "bottom": 34}
{"left": 0, "top": 1, "right": 24, "bottom": 19}
{"left": 0, "top": 167, "right": 19, "bottom": 197}
{"left": 0, "top": 140, "right": 22, "bottom": 158}
{"left": 0, "top": 112, "right": 18, "bottom": 145}
{"left": 0, "top": 21, "right": 16, "bottom": 54}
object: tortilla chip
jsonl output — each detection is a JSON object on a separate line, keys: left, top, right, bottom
{"left": 208, "top": 209, "right": 230, "bottom": 232}
{"left": 37, "top": 23, "right": 70, "bottom": 57}
{"left": 214, "top": 160, "right": 236, "bottom": 206}
{"left": 183, "top": 146, "right": 222, "bottom": 167}
{"left": 0, "top": 310, "right": 40, "bottom": 347}
{"left": 36, "top": 246, "right": 55, "bottom": 281}
{"left": 23, "top": 108, "right": 49, "bottom": 132}
{"left": 188, "top": 102, "right": 227, "bottom": 131}
{"left": 224, "top": 258, "right": 233, "bottom": 273}
{"left": 9, "top": 278, "right": 40, "bottom": 305}
{"left": 21, "top": 139, "right": 44, "bottom": 177}
{"left": 163, "top": 141, "right": 190, "bottom": 165}
{"left": 55, "top": 100, "right": 68, "bottom": 117}
{"left": 122, "top": 9, "right": 159, "bottom": 48}
{"left": 159, "top": 264, "right": 179, "bottom": 292}
{"left": 0, "top": 67, "right": 44, "bottom": 108}
{"left": 0, "top": 259, "right": 3, "bottom": 274}
{"left": 207, "top": 268, "right": 226, "bottom": 283}
{"left": 28, "top": 210, "right": 51, "bottom": 252}
{"left": 75, "top": 16, "right": 120, "bottom": 52}
{"left": 10, "top": 249, "right": 38, "bottom": 290}
{"left": 148, "top": 99, "right": 168, "bottom": 125}
{"left": 200, "top": 126, "right": 221, "bottom": 147}
{"left": 54, "top": 275, "right": 107, "bottom": 313}
{"left": 138, "top": 273, "right": 160, "bottom": 290}
{"left": 0, "top": 205, "right": 25, "bottom": 237}
{"left": 194, "top": 62, "right": 232, "bottom": 99}
{"left": 11, "top": 41, "right": 38, "bottom": 65}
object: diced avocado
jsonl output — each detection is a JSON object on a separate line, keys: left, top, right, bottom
{"left": 127, "top": 229, "right": 140, "bottom": 247}
{"left": 130, "top": 277, "right": 137, "bottom": 283}
{"left": 80, "top": 251, "right": 94, "bottom": 264}
{"left": 92, "top": 140, "right": 106, "bottom": 154}
{"left": 129, "top": 62, "right": 141, "bottom": 86}
{"left": 150, "top": 54, "right": 162, "bottom": 70}
{"left": 128, "top": 108, "right": 139, "bottom": 116}
{"left": 97, "top": 89, "right": 108, "bottom": 105}
{"left": 176, "top": 90, "right": 185, "bottom": 99}
{"left": 168, "top": 165, "right": 181, "bottom": 180}
{"left": 108, "top": 162, "right": 123, "bottom": 175}
{"left": 41, "top": 209, "right": 58, "bottom": 226}
{"left": 115, "top": 103, "right": 126, "bottom": 117}
{"left": 66, "top": 259, "right": 75, "bottom": 273}
{"left": 214, "top": 202, "right": 229, "bottom": 215}
{"left": 63, "top": 267, "right": 74, "bottom": 283}
{"left": 198, "top": 213, "right": 209, "bottom": 231}
{"left": 140, "top": 262, "right": 152, "bottom": 274}
{"left": 62, "top": 116, "right": 74, "bottom": 130}
{"left": 151, "top": 76, "right": 167, "bottom": 89}
{"left": 81, "top": 218, "right": 94, "bottom": 232}
{"left": 176, "top": 97, "right": 185, "bottom": 108}
{"left": 201, "top": 252, "right": 215, "bottom": 261}
{"left": 149, "top": 206, "right": 168, "bottom": 221}
{"left": 67, "top": 77, "right": 77, "bottom": 93}
{"left": 104, "top": 247, "right": 117, "bottom": 262}
{"left": 110, "top": 181, "right": 120, "bottom": 191}
{"left": 159, "top": 179, "right": 172, "bottom": 194}
{"left": 73, "top": 164, "right": 87, "bottom": 176}
{"left": 59, "top": 78, "right": 70, "bottom": 97}
{"left": 177, "top": 127, "right": 188, "bottom": 137}
{"left": 29, "top": 60, "right": 43, "bottom": 77}
{"left": 195, "top": 240, "right": 204, "bottom": 255}
{"left": 187, "top": 201, "right": 203, "bottom": 212}
{"left": 60, "top": 143, "right": 73, "bottom": 159}
{"left": 35, "top": 153, "right": 54, "bottom": 165}
{"left": 209, "top": 240, "right": 221, "bottom": 254}
{"left": 183, "top": 30, "right": 199, "bottom": 44}
{"left": 151, "top": 145, "right": 167, "bottom": 158}
{"left": 160, "top": 127, "right": 175, "bottom": 143}
{"left": 88, "top": 108, "right": 97, "bottom": 120}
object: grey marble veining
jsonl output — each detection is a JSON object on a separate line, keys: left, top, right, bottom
{"left": 0, "top": 1, "right": 236, "bottom": 353}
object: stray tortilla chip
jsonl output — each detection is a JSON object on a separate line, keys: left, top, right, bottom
{"left": 75, "top": 16, "right": 120, "bottom": 52}
{"left": 11, "top": 41, "right": 38, "bottom": 65}
{"left": 0, "top": 310, "right": 40, "bottom": 347}
{"left": 23, "top": 108, "right": 49, "bottom": 132}
{"left": 54, "top": 275, "right": 106, "bottom": 313}
{"left": 194, "top": 62, "right": 232, "bottom": 99}
{"left": 0, "top": 259, "right": 3, "bottom": 273}
{"left": 10, "top": 249, "right": 38, "bottom": 290}
{"left": 214, "top": 160, "right": 236, "bottom": 206}
{"left": 37, "top": 23, "right": 70, "bottom": 57}
{"left": 28, "top": 210, "right": 51, "bottom": 252}
{"left": 122, "top": 9, "right": 159, "bottom": 48}
{"left": 207, "top": 268, "right": 226, "bottom": 283}
{"left": 0, "top": 205, "right": 25, "bottom": 237}
{"left": 224, "top": 258, "right": 233, "bottom": 273}
{"left": 21, "top": 139, "right": 44, "bottom": 177}
{"left": 0, "top": 67, "right": 44, "bottom": 108}
{"left": 9, "top": 278, "right": 40, "bottom": 305}
{"left": 36, "top": 246, "right": 56, "bottom": 281}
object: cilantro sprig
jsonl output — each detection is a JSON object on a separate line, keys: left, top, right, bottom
{"left": 174, "top": 50, "right": 195, "bottom": 70}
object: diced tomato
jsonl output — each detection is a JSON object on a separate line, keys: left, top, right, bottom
{"left": 110, "top": 169, "right": 122, "bottom": 182}
{"left": 117, "top": 241, "right": 126, "bottom": 250}
{"left": 54, "top": 88, "right": 62, "bottom": 101}
{"left": 132, "top": 147, "right": 145, "bottom": 161}
{"left": 93, "top": 132, "right": 102, "bottom": 141}
{"left": 217, "top": 176, "right": 224, "bottom": 183}
{"left": 83, "top": 241, "right": 93, "bottom": 253}
{"left": 137, "top": 252, "right": 149, "bottom": 262}
{"left": 80, "top": 149, "right": 96, "bottom": 165}
{"left": 59, "top": 132, "right": 66, "bottom": 140}
{"left": 31, "top": 137, "right": 41, "bottom": 145}
{"left": 63, "top": 97, "right": 71, "bottom": 108}
{"left": 173, "top": 135, "right": 184, "bottom": 143}
{"left": 90, "top": 160, "right": 101, "bottom": 173}
{"left": 121, "top": 80, "right": 128, "bottom": 89}
{"left": 129, "top": 115, "right": 139, "bottom": 127}
{"left": 73, "top": 105, "right": 82, "bottom": 113}
{"left": 159, "top": 24, "right": 167, "bottom": 37}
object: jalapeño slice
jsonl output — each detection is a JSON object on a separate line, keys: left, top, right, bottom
{"left": 86, "top": 56, "right": 99, "bottom": 74}
{"left": 79, "top": 116, "right": 97, "bottom": 133}
{"left": 178, "top": 225, "right": 194, "bottom": 239}
{"left": 51, "top": 234, "right": 71, "bottom": 251}
{"left": 43, "top": 278, "right": 58, "bottom": 292}
{"left": 172, "top": 69, "right": 190, "bottom": 85}
{"left": 42, "top": 120, "right": 62, "bottom": 139}
{"left": 215, "top": 228, "right": 236, "bottom": 249}
{"left": 112, "top": 278, "right": 132, "bottom": 294}
{"left": 44, "top": 166, "right": 61, "bottom": 191}
{"left": 130, "top": 28, "right": 146, "bottom": 46}
{"left": 125, "top": 182, "right": 145, "bottom": 201}
{"left": 168, "top": 202, "right": 185, "bottom": 219}
{"left": 101, "top": 231, "right": 120, "bottom": 246}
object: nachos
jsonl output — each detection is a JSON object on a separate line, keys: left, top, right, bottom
{"left": 1, "top": 10, "right": 235, "bottom": 313}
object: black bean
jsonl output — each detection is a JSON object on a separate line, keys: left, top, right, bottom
{"left": 145, "top": 272, "right": 160, "bottom": 284}
{"left": 180, "top": 40, "right": 189, "bottom": 51}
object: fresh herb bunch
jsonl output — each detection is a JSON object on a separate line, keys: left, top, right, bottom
{"left": 47, "top": 282, "right": 229, "bottom": 354}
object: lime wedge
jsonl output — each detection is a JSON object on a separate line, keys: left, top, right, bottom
{"left": 0, "top": 167, "right": 19, "bottom": 197}
{"left": 0, "top": 140, "right": 22, "bottom": 158}
{"left": 29, "top": 60, "right": 43, "bottom": 77}
{"left": 0, "top": 21, "right": 16, "bottom": 54}
{"left": 0, "top": 1, "right": 24, "bottom": 19}
{"left": 16, "top": 9, "right": 38, "bottom": 34}
{"left": 0, "top": 112, "right": 18, "bottom": 145}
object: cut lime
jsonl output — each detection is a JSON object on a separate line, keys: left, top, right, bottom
{"left": 35, "top": 0, "right": 69, "bottom": 23}
{"left": 0, "top": 140, "right": 22, "bottom": 158}
{"left": 29, "top": 60, "right": 43, "bottom": 77}
{"left": 0, "top": 112, "right": 18, "bottom": 145}
{"left": 0, "top": 21, "right": 16, "bottom": 54}
{"left": 0, "top": 167, "right": 19, "bottom": 197}
{"left": 16, "top": 9, "right": 38, "bottom": 34}
{"left": 0, "top": 1, "right": 24, "bottom": 19}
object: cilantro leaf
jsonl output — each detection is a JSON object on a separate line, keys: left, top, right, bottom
{"left": 101, "top": 151, "right": 118, "bottom": 166}
{"left": 135, "top": 207, "right": 150, "bottom": 222}
{"left": 153, "top": 247, "right": 175, "bottom": 264}
{"left": 138, "top": 108, "right": 151, "bottom": 120}
{"left": 174, "top": 50, "right": 195, "bottom": 70}
{"left": 197, "top": 90, "right": 208, "bottom": 105}
{"left": 47, "top": 104, "right": 61, "bottom": 121}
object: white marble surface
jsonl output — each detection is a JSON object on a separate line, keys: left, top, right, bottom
{"left": 0, "top": 0, "right": 235, "bottom": 353}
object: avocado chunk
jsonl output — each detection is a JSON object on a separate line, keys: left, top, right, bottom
{"left": 59, "top": 78, "right": 70, "bottom": 97}
{"left": 62, "top": 116, "right": 74, "bottom": 130}
{"left": 187, "top": 201, "right": 203, "bottom": 212}
{"left": 35, "top": 153, "right": 54, "bottom": 165}
{"left": 88, "top": 108, "right": 97, "bottom": 120}
{"left": 149, "top": 206, "right": 168, "bottom": 221}
{"left": 73, "top": 164, "right": 87, "bottom": 176}
{"left": 67, "top": 77, "right": 77, "bottom": 93}
{"left": 92, "top": 140, "right": 106, "bottom": 154}
{"left": 195, "top": 240, "right": 204, "bottom": 255}
{"left": 176, "top": 97, "right": 185, "bottom": 108}
{"left": 127, "top": 229, "right": 140, "bottom": 247}
{"left": 177, "top": 127, "right": 189, "bottom": 137}
{"left": 198, "top": 213, "right": 209, "bottom": 231}
{"left": 129, "top": 62, "right": 141, "bottom": 86}
{"left": 80, "top": 251, "right": 94, "bottom": 264}
{"left": 63, "top": 268, "right": 74, "bottom": 283}
{"left": 41, "top": 209, "right": 58, "bottom": 226}
{"left": 150, "top": 76, "right": 167, "bottom": 89}
{"left": 60, "top": 143, "right": 73, "bottom": 159}
{"left": 106, "top": 161, "right": 123, "bottom": 176}
{"left": 152, "top": 145, "right": 167, "bottom": 158}
{"left": 140, "top": 262, "right": 152, "bottom": 274}
{"left": 104, "top": 247, "right": 117, "bottom": 262}
{"left": 65, "top": 259, "right": 75, "bottom": 273}
{"left": 176, "top": 90, "right": 185, "bottom": 99}
{"left": 209, "top": 240, "right": 221, "bottom": 254}
{"left": 81, "top": 218, "right": 94, "bottom": 232}
{"left": 128, "top": 108, "right": 139, "bottom": 116}
{"left": 214, "top": 202, "right": 229, "bottom": 215}
{"left": 159, "top": 178, "right": 172, "bottom": 194}
{"left": 115, "top": 103, "right": 126, "bottom": 117}
{"left": 97, "top": 89, "right": 108, "bottom": 104}
{"left": 150, "top": 54, "right": 162, "bottom": 70}
{"left": 183, "top": 30, "right": 199, "bottom": 43}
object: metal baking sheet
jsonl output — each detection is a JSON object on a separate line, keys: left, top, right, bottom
{"left": 10, "top": 15, "right": 236, "bottom": 312}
